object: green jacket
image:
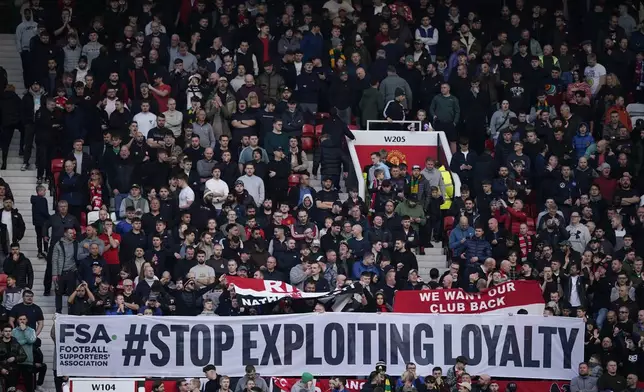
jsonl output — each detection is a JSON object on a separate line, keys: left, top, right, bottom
{"left": 395, "top": 200, "right": 427, "bottom": 231}
{"left": 359, "top": 87, "right": 384, "bottom": 128}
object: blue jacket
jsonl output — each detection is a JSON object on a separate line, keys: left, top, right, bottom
{"left": 352, "top": 261, "right": 380, "bottom": 280}
{"left": 63, "top": 108, "right": 86, "bottom": 142}
{"left": 59, "top": 172, "right": 84, "bottom": 207}
{"left": 301, "top": 32, "right": 324, "bottom": 61}
{"left": 30, "top": 195, "right": 49, "bottom": 227}
{"left": 449, "top": 226, "right": 475, "bottom": 255}
{"left": 464, "top": 237, "right": 492, "bottom": 261}
{"left": 572, "top": 126, "right": 594, "bottom": 159}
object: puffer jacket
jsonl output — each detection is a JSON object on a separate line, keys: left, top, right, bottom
{"left": 572, "top": 124, "right": 594, "bottom": 159}
{"left": 312, "top": 137, "right": 350, "bottom": 176}
{"left": 257, "top": 71, "right": 285, "bottom": 101}
{"left": 464, "top": 237, "right": 492, "bottom": 261}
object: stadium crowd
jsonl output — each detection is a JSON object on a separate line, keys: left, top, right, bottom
{"left": 0, "top": 0, "right": 644, "bottom": 391}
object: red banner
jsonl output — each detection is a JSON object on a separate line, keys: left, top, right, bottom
{"left": 393, "top": 281, "right": 545, "bottom": 314}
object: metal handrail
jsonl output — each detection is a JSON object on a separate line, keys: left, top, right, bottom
{"left": 365, "top": 120, "right": 426, "bottom": 132}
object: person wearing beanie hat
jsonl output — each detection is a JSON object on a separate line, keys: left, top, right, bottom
{"left": 383, "top": 88, "right": 407, "bottom": 128}
{"left": 290, "top": 372, "right": 315, "bottom": 392}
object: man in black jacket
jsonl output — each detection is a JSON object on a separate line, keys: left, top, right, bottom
{"left": 22, "top": 82, "right": 47, "bottom": 172}
{"left": 266, "top": 147, "right": 290, "bottom": 204}
{"left": 0, "top": 200, "right": 26, "bottom": 256}
{"left": 329, "top": 71, "right": 355, "bottom": 125}
{"left": 2, "top": 244, "right": 33, "bottom": 289}
{"left": 313, "top": 134, "right": 351, "bottom": 190}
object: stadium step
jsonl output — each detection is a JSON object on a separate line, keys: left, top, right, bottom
{"left": 0, "top": 34, "right": 26, "bottom": 96}
{"left": 0, "top": 33, "right": 55, "bottom": 391}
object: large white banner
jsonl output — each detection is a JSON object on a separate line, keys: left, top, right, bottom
{"left": 55, "top": 313, "right": 584, "bottom": 379}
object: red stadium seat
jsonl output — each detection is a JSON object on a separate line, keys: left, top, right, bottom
{"left": 0, "top": 274, "right": 6, "bottom": 294}
{"left": 316, "top": 112, "right": 330, "bottom": 120}
{"left": 51, "top": 158, "right": 64, "bottom": 174}
{"left": 302, "top": 124, "right": 315, "bottom": 137}
{"left": 485, "top": 139, "right": 495, "bottom": 154}
{"left": 288, "top": 174, "right": 300, "bottom": 188}
{"left": 347, "top": 125, "right": 359, "bottom": 131}
{"left": 301, "top": 137, "right": 315, "bottom": 152}
{"left": 315, "top": 124, "right": 324, "bottom": 137}
{"left": 443, "top": 216, "right": 455, "bottom": 232}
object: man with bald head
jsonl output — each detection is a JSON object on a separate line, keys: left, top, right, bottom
{"left": 449, "top": 216, "right": 475, "bottom": 261}
{"left": 486, "top": 217, "right": 508, "bottom": 260}
{"left": 473, "top": 375, "right": 491, "bottom": 392}
{"left": 197, "top": 148, "right": 217, "bottom": 186}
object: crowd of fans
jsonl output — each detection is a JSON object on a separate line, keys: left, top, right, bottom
{"left": 1, "top": 0, "right": 644, "bottom": 391}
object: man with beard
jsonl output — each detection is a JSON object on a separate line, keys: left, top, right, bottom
{"left": 615, "top": 174, "right": 640, "bottom": 217}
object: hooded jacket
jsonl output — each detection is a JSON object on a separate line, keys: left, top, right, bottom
{"left": 2, "top": 253, "right": 33, "bottom": 289}
{"left": 572, "top": 123, "right": 594, "bottom": 159}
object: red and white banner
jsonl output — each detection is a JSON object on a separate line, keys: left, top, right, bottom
{"left": 225, "top": 276, "right": 361, "bottom": 306}
{"left": 393, "top": 281, "right": 545, "bottom": 315}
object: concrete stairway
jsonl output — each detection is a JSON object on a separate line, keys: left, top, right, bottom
{"left": 1, "top": 33, "right": 56, "bottom": 391}
{"left": 1, "top": 34, "right": 26, "bottom": 96}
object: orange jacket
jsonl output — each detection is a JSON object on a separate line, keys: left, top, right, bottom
{"left": 604, "top": 105, "right": 633, "bottom": 131}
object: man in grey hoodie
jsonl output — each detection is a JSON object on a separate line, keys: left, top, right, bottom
{"left": 421, "top": 159, "right": 446, "bottom": 196}
{"left": 15, "top": 8, "right": 38, "bottom": 87}
{"left": 118, "top": 185, "right": 150, "bottom": 218}
{"left": 570, "top": 362, "right": 598, "bottom": 392}
{"left": 234, "top": 365, "right": 269, "bottom": 392}
{"left": 52, "top": 227, "right": 79, "bottom": 313}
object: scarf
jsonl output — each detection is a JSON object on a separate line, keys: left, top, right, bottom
{"left": 534, "top": 100, "right": 549, "bottom": 112}
{"left": 518, "top": 234, "right": 532, "bottom": 261}
{"left": 590, "top": 194, "right": 603, "bottom": 202}
{"left": 409, "top": 176, "right": 420, "bottom": 194}
{"left": 384, "top": 377, "right": 392, "bottom": 392}
{"left": 89, "top": 183, "right": 103, "bottom": 210}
